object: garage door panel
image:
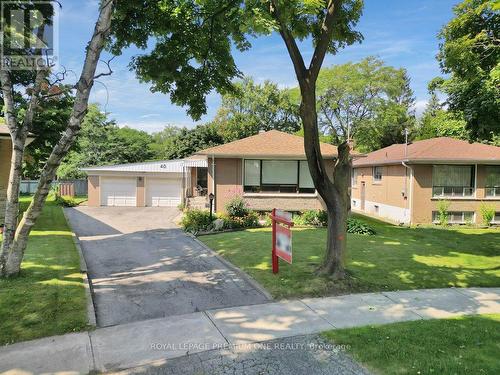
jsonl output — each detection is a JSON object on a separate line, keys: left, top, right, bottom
{"left": 101, "top": 178, "right": 137, "bottom": 207}
{"left": 146, "top": 178, "right": 181, "bottom": 207}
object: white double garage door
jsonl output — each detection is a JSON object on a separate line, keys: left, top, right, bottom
{"left": 100, "top": 176, "right": 182, "bottom": 207}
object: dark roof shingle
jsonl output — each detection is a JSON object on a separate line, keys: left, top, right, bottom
{"left": 353, "top": 137, "right": 500, "bottom": 166}
{"left": 196, "top": 130, "right": 352, "bottom": 159}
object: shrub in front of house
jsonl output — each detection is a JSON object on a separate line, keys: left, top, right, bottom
{"left": 436, "top": 199, "right": 450, "bottom": 226}
{"left": 479, "top": 203, "right": 495, "bottom": 226}
{"left": 224, "top": 196, "right": 249, "bottom": 217}
{"left": 292, "top": 210, "right": 375, "bottom": 235}
{"left": 347, "top": 218, "right": 376, "bottom": 235}
{"left": 181, "top": 196, "right": 260, "bottom": 234}
{"left": 181, "top": 209, "right": 214, "bottom": 233}
{"left": 293, "top": 210, "right": 328, "bottom": 226}
{"left": 55, "top": 195, "right": 79, "bottom": 207}
{"left": 219, "top": 195, "right": 260, "bottom": 229}
{"left": 220, "top": 211, "right": 260, "bottom": 229}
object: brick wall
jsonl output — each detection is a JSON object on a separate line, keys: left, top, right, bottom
{"left": 211, "top": 157, "right": 333, "bottom": 213}
{"left": 412, "top": 164, "right": 500, "bottom": 224}
{"left": 0, "top": 139, "right": 12, "bottom": 224}
{"left": 87, "top": 176, "right": 100, "bottom": 207}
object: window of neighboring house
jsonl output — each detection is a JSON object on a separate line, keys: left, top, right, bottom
{"left": 351, "top": 168, "right": 358, "bottom": 187}
{"left": 432, "top": 165, "right": 475, "bottom": 197}
{"left": 372, "top": 166, "right": 383, "bottom": 183}
{"left": 243, "top": 159, "right": 316, "bottom": 194}
{"left": 432, "top": 211, "right": 474, "bottom": 224}
{"left": 485, "top": 166, "right": 500, "bottom": 197}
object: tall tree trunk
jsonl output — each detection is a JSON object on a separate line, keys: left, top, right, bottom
{"left": 0, "top": 65, "right": 45, "bottom": 272}
{"left": 300, "top": 88, "right": 351, "bottom": 279}
{"left": 0, "top": 0, "right": 115, "bottom": 277}
{"left": 271, "top": 0, "right": 352, "bottom": 279}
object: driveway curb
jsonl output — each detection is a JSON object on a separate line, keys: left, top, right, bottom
{"left": 63, "top": 207, "right": 97, "bottom": 327}
{"left": 187, "top": 232, "right": 274, "bottom": 301}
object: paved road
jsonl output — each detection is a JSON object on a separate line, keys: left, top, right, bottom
{"left": 65, "top": 206, "right": 269, "bottom": 327}
{"left": 110, "top": 335, "right": 371, "bottom": 375}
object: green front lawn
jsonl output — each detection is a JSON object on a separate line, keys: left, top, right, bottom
{"left": 0, "top": 197, "right": 88, "bottom": 345}
{"left": 323, "top": 314, "right": 500, "bottom": 375}
{"left": 199, "top": 215, "right": 500, "bottom": 298}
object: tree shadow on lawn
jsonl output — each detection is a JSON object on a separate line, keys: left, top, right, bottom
{"left": 324, "top": 314, "right": 500, "bottom": 375}
{"left": 201, "top": 219, "right": 500, "bottom": 299}
{"left": 0, "top": 231, "right": 88, "bottom": 345}
{"left": 0, "top": 199, "right": 88, "bottom": 345}
{"left": 348, "top": 218, "right": 500, "bottom": 292}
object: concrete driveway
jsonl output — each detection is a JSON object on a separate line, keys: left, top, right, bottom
{"left": 65, "top": 206, "right": 269, "bottom": 327}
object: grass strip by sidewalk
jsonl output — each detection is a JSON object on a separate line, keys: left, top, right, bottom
{"left": 323, "top": 314, "right": 500, "bottom": 375}
{"left": 199, "top": 214, "right": 500, "bottom": 299}
{"left": 0, "top": 197, "right": 88, "bottom": 345}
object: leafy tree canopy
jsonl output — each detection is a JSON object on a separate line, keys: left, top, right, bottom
{"left": 23, "top": 87, "right": 74, "bottom": 179}
{"left": 298, "top": 56, "right": 415, "bottom": 151}
{"left": 110, "top": 0, "right": 363, "bottom": 120}
{"left": 415, "top": 91, "right": 469, "bottom": 141}
{"left": 58, "top": 105, "right": 154, "bottom": 179}
{"left": 150, "top": 123, "right": 224, "bottom": 160}
{"left": 212, "top": 77, "right": 300, "bottom": 142}
{"left": 436, "top": 0, "right": 500, "bottom": 142}
{"left": 110, "top": 0, "right": 249, "bottom": 120}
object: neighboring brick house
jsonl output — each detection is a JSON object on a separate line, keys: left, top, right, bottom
{"left": 195, "top": 130, "right": 355, "bottom": 212}
{"left": 0, "top": 125, "right": 35, "bottom": 224}
{"left": 0, "top": 125, "right": 12, "bottom": 224}
{"left": 351, "top": 137, "right": 500, "bottom": 225}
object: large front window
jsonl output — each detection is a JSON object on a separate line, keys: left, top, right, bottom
{"left": 244, "top": 160, "right": 315, "bottom": 194}
{"left": 432, "top": 165, "right": 475, "bottom": 197}
{"left": 485, "top": 166, "right": 500, "bottom": 197}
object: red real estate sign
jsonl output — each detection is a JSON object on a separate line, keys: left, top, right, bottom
{"left": 275, "top": 223, "right": 292, "bottom": 264}
{"left": 270, "top": 208, "right": 294, "bottom": 273}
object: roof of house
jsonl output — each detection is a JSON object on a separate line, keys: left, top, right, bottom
{"left": 0, "top": 124, "right": 35, "bottom": 144}
{"left": 195, "top": 130, "right": 353, "bottom": 159}
{"left": 0, "top": 124, "right": 10, "bottom": 136}
{"left": 353, "top": 137, "right": 500, "bottom": 167}
{"left": 81, "top": 158, "right": 207, "bottom": 174}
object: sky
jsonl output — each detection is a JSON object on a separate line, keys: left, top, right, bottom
{"left": 58, "top": 0, "right": 459, "bottom": 133}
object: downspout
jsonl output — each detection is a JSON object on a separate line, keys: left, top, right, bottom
{"left": 182, "top": 165, "right": 186, "bottom": 206}
{"left": 402, "top": 160, "right": 413, "bottom": 225}
{"left": 211, "top": 154, "right": 215, "bottom": 211}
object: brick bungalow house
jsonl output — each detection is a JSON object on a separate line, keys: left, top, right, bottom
{"left": 351, "top": 137, "right": 500, "bottom": 225}
{"left": 84, "top": 130, "right": 356, "bottom": 212}
{"left": 195, "top": 130, "right": 351, "bottom": 212}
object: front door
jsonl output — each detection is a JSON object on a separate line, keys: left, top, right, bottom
{"left": 360, "top": 181, "right": 366, "bottom": 211}
{"left": 196, "top": 167, "right": 208, "bottom": 195}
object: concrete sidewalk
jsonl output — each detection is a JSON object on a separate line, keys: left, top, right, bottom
{"left": 1, "top": 287, "right": 499, "bottom": 374}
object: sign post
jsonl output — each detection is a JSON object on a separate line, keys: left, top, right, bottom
{"left": 270, "top": 208, "right": 293, "bottom": 273}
